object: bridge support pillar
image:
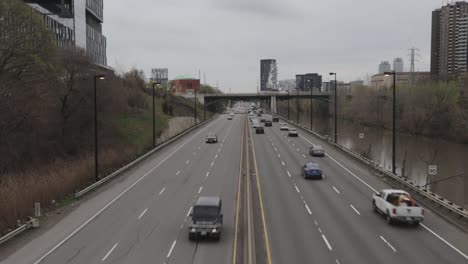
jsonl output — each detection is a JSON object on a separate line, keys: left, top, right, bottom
{"left": 270, "top": 95, "right": 277, "bottom": 114}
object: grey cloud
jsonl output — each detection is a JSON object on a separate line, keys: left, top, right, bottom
{"left": 213, "top": 0, "right": 302, "bottom": 19}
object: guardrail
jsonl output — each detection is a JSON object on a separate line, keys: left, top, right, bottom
{"left": 271, "top": 113, "right": 468, "bottom": 220}
{"left": 0, "top": 218, "right": 39, "bottom": 246}
{"left": 75, "top": 115, "right": 218, "bottom": 198}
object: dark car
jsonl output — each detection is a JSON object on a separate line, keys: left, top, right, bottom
{"left": 302, "top": 162, "right": 323, "bottom": 179}
{"left": 206, "top": 133, "right": 218, "bottom": 143}
{"left": 189, "top": 196, "right": 223, "bottom": 241}
{"left": 309, "top": 145, "right": 325, "bottom": 157}
{"left": 257, "top": 113, "right": 261, "bottom": 117}
{"left": 255, "top": 126, "right": 264, "bottom": 134}
{"left": 260, "top": 118, "right": 266, "bottom": 123}
{"left": 272, "top": 117, "right": 279, "bottom": 122}
{"left": 265, "top": 120, "right": 272, "bottom": 127}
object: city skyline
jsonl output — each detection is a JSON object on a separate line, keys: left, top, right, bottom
{"left": 104, "top": 0, "right": 448, "bottom": 92}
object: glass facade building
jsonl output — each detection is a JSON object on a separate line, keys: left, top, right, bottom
{"left": 25, "top": 0, "right": 107, "bottom": 66}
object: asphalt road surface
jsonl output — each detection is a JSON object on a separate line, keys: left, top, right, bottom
{"left": 252, "top": 114, "right": 468, "bottom": 264}
{"left": 2, "top": 115, "right": 242, "bottom": 264}
{"left": 2, "top": 112, "right": 468, "bottom": 264}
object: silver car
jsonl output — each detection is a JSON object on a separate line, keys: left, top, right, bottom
{"left": 309, "top": 145, "right": 325, "bottom": 157}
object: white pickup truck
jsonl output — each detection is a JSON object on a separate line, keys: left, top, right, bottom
{"left": 372, "top": 189, "right": 424, "bottom": 226}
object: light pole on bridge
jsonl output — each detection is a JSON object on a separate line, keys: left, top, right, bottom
{"left": 329, "top": 72, "right": 338, "bottom": 144}
{"left": 384, "top": 71, "right": 397, "bottom": 175}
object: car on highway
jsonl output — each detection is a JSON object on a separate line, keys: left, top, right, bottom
{"left": 288, "top": 128, "right": 298, "bottom": 137}
{"left": 309, "top": 145, "right": 324, "bottom": 156}
{"left": 205, "top": 133, "right": 218, "bottom": 143}
{"left": 272, "top": 117, "right": 279, "bottom": 122}
{"left": 252, "top": 121, "right": 259, "bottom": 128}
{"left": 257, "top": 113, "right": 261, "bottom": 117}
{"left": 302, "top": 162, "right": 323, "bottom": 179}
{"left": 227, "top": 115, "right": 233, "bottom": 120}
{"left": 372, "top": 189, "right": 424, "bottom": 226}
{"left": 265, "top": 120, "right": 272, "bottom": 127}
{"left": 189, "top": 196, "right": 223, "bottom": 241}
{"left": 255, "top": 126, "right": 264, "bottom": 134}
{"left": 280, "top": 123, "right": 289, "bottom": 130}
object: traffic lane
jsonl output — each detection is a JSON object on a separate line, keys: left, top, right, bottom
{"left": 101, "top": 117, "right": 240, "bottom": 264}
{"left": 266, "top": 127, "right": 397, "bottom": 263}
{"left": 34, "top": 117, "right": 234, "bottom": 264}
{"left": 292, "top": 126, "right": 468, "bottom": 260}
{"left": 2, "top": 116, "right": 224, "bottom": 264}
{"left": 252, "top": 127, "right": 337, "bottom": 264}
{"left": 171, "top": 116, "right": 243, "bottom": 264}
{"left": 269, "top": 125, "right": 468, "bottom": 263}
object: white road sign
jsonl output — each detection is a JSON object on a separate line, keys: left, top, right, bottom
{"left": 428, "top": 165, "right": 438, "bottom": 175}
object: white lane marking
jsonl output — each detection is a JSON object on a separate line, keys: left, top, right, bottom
{"left": 102, "top": 242, "right": 119, "bottom": 261}
{"left": 215, "top": 154, "right": 218, "bottom": 159}
{"left": 336, "top": 259, "right": 341, "bottom": 264}
{"left": 294, "top": 185, "right": 301, "bottom": 193}
{"left": 198, "top": 146, "right": 201, "bottom": 150}
{"left": 302, "top": 154, "right": 306, "bottom": 158}
{"left": 296, "top": 148, "right": 300, "bottom": 152}
{"left": 176, "top": 170, "right": 180, "bottom": 176}
{"left": 274, "top": 147, "right": 278, "bottom": 152}
{"left": 318, "top": 228, "right": 322, "bottom": 233}
{"left": 286, "top": 171, "right": 291, "bottom": 177}
{"left": 167, "top": 240, "right": 177, "bottom": 258}
{"left": 218, "top": 148, "right": 221, "bottom": 152}
{"left": 31, "top": 117, "right": 221, "bottom": 264}
{"left": 211, "top": 161, "right": 215, "bottom": 167}
{"left": 281, "top": 161, "right": 285, "bottom": 166}
{"left": 322, "top": 235, "right": 333, "bottom": 251}
{"left": 305, "top": 204, "right": 312, "bottom": 215}
{"left": 421, "top": 224, "right": 468, "bottom": 260}
{"left": 332, "top": 186, "right": 341, "bottom": 194}
{"left": 187, "top": 207, "right": 192, "bottom": 217}
{"left": 380, "top": 235, "right": 397, "bottom": 252}
{"left": 159, "top": 187, "right": 166, "bottom": 195}
{"left": 198, "top": 186, "right": 203, "bottom": 194}
{"left": 138, "top": 208, "right": 148, "bottom": 219}
{"left": 314, "top": 220, "right": 318, "bottom": 226}
{"left": 185, "top": 160, "right": 190, "bottom": 164}
{"left": 277, "top": 153, "right": 281, "bottom": 158}
{"left": 350, "top": 204, "right": 361, "bottom": 215}
{"left": 205, "top": 171, "right": 210, "bottom": 178}
{"left": 221, "top": 143, "right": 223, "bottom": 147}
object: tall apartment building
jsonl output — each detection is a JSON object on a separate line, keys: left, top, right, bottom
{"left": 431, "top": 1, "right": 468, "bottom": 79}
{"left": 393, "top": 58, "right": 404, "bottom": 72}
{"left": 260, "top": 59, "right": 278, "bottom": 91}
{"left": 296, "top": 73, "right": 322, "bottom": 91}
{"left": 378, "top": 61, "right": 391, "bottom": 74}
{"left": 25, "top": 0, "right": 107, "bottom": 66}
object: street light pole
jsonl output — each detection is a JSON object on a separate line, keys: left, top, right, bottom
{"left": 94, "top": 74, "right": 105, "bottom": 182}
{"left": 296, "top": 88, "right": 299, "bottom": 124}
{"left": 286, "top": 90, "right": 290, "bottom": 120}
{"left": 329, "top": 73, "right": 337, "bottom": 144}
{"left": 194, "top": 86, "right": 197, "bottom": 125}
{"left": 385, "top": 71, "right": 397, "bottom": 175}
{"left": 308, "top": 80, "right": 313, "bottom": 131}
{"left": 152, "top": 82, "right": 161, "bottom": 148}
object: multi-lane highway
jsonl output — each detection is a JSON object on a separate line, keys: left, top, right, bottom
{"left": 253, "top": 114, "right": 468, "bottom": 264}
{"left": 1, "top": 111, "right": 468, "bottom": 264}
{"left": 2, "top": 115, "right": 242, "bottom": 264}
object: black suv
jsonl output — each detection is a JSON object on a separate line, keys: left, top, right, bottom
{"left": 265, "top": 120, "right": 272, "bottom": 127}
{"left": 206, "top": 133, "right": 218, "bottom": 143}
{"left": 272, "top": 117, "right": 279, "bottom": 122}
{"left": 255, "top": 126, "right": 264, "bottom": 134}
{"left": 189, "top": 196, "right": 223, "bottom": 241}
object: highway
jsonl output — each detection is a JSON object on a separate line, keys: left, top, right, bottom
{"left": 252, "top": 114, "right": 468, "bottom": 264}
{"left": 2, "top": 115, "right": 242, "bottom": 264}
{"left": 2, "top": 112, "right": 468, "bottom": 264}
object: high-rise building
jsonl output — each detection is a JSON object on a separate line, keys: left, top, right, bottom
{"left": 260, "top": 59, "right": 278, "bottom": 91}
{"left": 296, "top": 73, "right": 322, "bottom": 91}
{"left": 150, "top": 68, "right": 169, "bottom": 87}
{"left": 431, "top": 2, "right": 468, "bottom": 79}
{"left": 378, "top": 61, "right": 391, "bottom": 74}
{"left": 25, "top": 0, "right": 107, "bottom": 66}
{"left": 393, "top": 58, "right": 404, "bottom": 72}
{"left": 278, "top": 79, "right": 296, "bottom": 91}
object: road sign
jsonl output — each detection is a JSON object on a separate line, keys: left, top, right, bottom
{"left": 359, "top": 133, "right": 365, "bottom": 139}
{"left": 428, "top": 165, "right": 438, "bottom": 175}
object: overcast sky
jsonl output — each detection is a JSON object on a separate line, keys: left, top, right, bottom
{"left": 104, "top": 0, "right": 446, "bottom": 93}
